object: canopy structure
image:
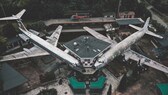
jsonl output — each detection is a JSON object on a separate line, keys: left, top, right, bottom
{"left": 90, "top": 75, "right": 106, "bottom": 89}
{"left": 68, "top": 76, "right": 86, "bottom": 89}
{"left": 116, "top": 18, "right": 144, "bottom": 25}
{"left": 156, "top": 83, "right": 168, "bottom": 95}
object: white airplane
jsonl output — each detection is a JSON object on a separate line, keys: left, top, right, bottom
{"left": 0, "top": 9, "right": 83, "bottom": 72}
{"left": 83, "top": 17, "right": 168, "bottom": 73}
{"left": 1, "top": 9, "right": 168, "bottom": 74}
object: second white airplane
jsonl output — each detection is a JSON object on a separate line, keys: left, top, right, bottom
{"left": 83, "top": 17, "right": 168, "bottom": 73}
{"left": 0, "top": 9, "right": 168, "bottom": 74}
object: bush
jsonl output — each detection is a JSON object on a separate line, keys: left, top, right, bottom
{"left": 2, "top": 23, "right": 17, "bottom": 38}
{"left": 135, "top": 3, "right": 151, "bottom": 18}
{"left": 27, "top": 21, "right": 46, "bottom": 32}
{"left": 40, "top": 72, "right": 55, "bottom": 83}
{"left": 152, "top": 20, "right": 166, "bottom": 33}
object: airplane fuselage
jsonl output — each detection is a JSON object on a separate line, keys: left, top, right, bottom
{"left": 94, "top": 29, "right": 146, "bottom": 68}
{"left": 18, "top": 22, "right": 81, "bottom": 70}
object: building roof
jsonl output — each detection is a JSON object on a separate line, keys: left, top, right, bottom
{"left": 64, "top": 35, "right": 111, "bottom": 58}
{"left": 90, "top": 76, "right": 106, "bottom": 89}
{"left": 0, "top": 63, "right": 27, "bottom": 91}
{"left": 116, "top": 18, "right": 144, "bottom": 25}
{"left": 156, "top": 83, "right": 168, "bottom": 95}
{"left": 68, "top": 76, "right": 86, "bottom": 89}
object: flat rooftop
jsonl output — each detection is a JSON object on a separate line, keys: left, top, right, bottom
{"left": 116, "top": 18, "right": 144, "bottom": 25}
{"left": 64, "top": 35, "right": 111, "bottom": 58}
{"left": 44, "top": 17, "right": 115, "bottom": 26}
{"left": 44, "top": 17, "right": 144, "bottom": 26}
{"left": 0, "top": 63, "right": 27, "bottom": 92}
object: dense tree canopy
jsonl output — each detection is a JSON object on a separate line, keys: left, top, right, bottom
{"left": 0, "top": 0, "right": 146, "bottom": 19}
{"left": 2, "top": 23, "right": 17, "bottom": 38}
{"left": 147, "top": 0, "right": 168, "bottom": 14}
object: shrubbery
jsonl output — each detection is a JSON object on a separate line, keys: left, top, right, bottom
{"left": 0, "top": 0, "right": 148, "bottom": 19}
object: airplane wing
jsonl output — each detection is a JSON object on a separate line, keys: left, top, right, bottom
{"left": 0, "top": 46, "right": 49, "bottom": 62}
{"left": 0, "top": 25, "right": 63, "bottom": 62}
{"left": 46, "top": 25, "right": 62, "bottom": 47}
{"left": 124, "top": 49, "right": 168, "bottom": 73}
{"left": 83, "top": 26, "right": 117, "bottom": 44}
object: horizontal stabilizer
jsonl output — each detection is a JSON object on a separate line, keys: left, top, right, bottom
{"left": 0, "top": 16, "right": 18, "bottom": 20}
{"left": 146, "top": 31, "right": 163, "bottom": 39}
{"left": 129, "top": 24, "right": 141, "bottom": 30}
{"left": 0, "top": 9, "right": 26, "bottom": 21}
{"left": 129, "top": 24, "right": 163, "bottom": 39}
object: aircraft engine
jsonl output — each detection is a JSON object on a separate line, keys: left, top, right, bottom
{"left": 18, "top": 34, "right": 29, "bottom": 42}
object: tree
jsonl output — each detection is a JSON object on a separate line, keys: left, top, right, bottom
{"left": 0, "top": 80, "right": 3, "bottom": 95}
{"left": 91, "top": 0, "right": 105, "bottom": 16}
{"left": 0, "top": 25, "right": 7, "bottom": 54}
{"left": 152, "top": 20, "right": 166, "bottom": 33}
{"left": 9, "top": 0, "right": 30, "bottom": 8}
{"left": 2, "top": 23, "right": 17, "bottom": 38}
{"left": 135, "top": 3, "right": 151, "bottom": 18}
{"left": 120, "top": 0, "right": 138, "bottom": 11}
{"left": 27, "top": 21, "right": 46, "bottom": 32}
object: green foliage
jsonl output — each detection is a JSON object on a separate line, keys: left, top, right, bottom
{"left": 9, "top": 0, "right": 30, "bottom": 8}
{"left": 27, "top": 21, "right": 46, "bottom": 32}
{"left": 40, "top": 72, "right": 55, "bottom": 83}
{"left": 135, "top": 3, "right": 151, "bottom": 19}
{"left": 147, "top": 0, "right": 168, "bottom": 14}
{"left": 0, "top": 35, "right": 6, "bottom": 44}
{"left": 68, "top": 0, "right": 88, "bottom": 10}
{"left": 2, "top": 23, "right": 17, "bottom": 38}
{"left": 120, "top": 0, "right": 138, "bottom": 11}
{"left": 152, "top": 20, "right": 166, "bottom": 33}
{"left": 0, "top": 24, "right": 7, "bottom": 54}
{"left": 0, "top": 0, "right": 152, "bottom": 19}
{"left": 0, "top": 80, "right": 3, "bottom": 93}
{"left": 0, "top": 35, "right": 7, "bottom": 54}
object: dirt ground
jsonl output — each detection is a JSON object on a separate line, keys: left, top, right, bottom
{"left": 115, "top": 38, "right": 168, "bottom": 95}
{"left": 115, "top": 68, "right": 168, "bottom": 95}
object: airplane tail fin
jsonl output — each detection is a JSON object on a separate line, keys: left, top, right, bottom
{"left": 143, "top": 17, "right": 150, "bottom": 30}
{"left": 145, "top": 31, "right": 163, "bottom": 39}
{"left": 129, "top": 17, "right": 163, "bottom": 39}
{"left": 0, "top": 9, "right": 26, "bottom": 21}
{"left": 16, "top": 9, "right": 26, "bottom": 19}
